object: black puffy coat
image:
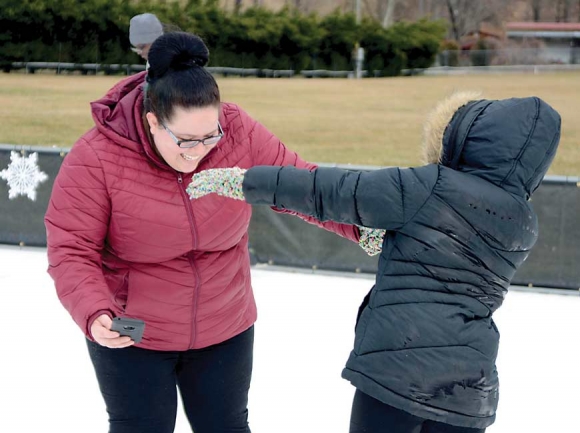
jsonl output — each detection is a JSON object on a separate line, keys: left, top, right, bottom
{"left": 242, "top": 97, "right": 560, "bottom": 428}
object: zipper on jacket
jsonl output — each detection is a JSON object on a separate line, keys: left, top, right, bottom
{"left": 177, "top": 173, "right": 201, "bottom": 349}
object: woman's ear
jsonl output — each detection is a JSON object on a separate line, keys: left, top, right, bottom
{"left": 145, "top": 112, "right": 159, "bottom": 135}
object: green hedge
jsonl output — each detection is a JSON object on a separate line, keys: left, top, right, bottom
{"left": 0, "top": 0, "right": 446, "bottom": 75}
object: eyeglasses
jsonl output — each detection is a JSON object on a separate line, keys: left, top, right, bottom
{"left": 162, "top": 122, "right": 224, "bottom": 149}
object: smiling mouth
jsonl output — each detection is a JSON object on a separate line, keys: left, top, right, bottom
{"left": 181, "top": 154, "right": 199, "bottom": 162}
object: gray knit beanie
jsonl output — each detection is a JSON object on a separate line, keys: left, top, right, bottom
{"left": 129, "top": 13, "right": 163, "bottom": 46}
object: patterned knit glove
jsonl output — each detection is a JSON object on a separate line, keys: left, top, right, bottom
{"left": 358, "top": 226, "right": 385, "bottom": 256}
{"left": 187, "top": 168, "right": 247, "bottom": 201}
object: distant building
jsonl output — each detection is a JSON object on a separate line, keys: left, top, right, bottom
{"left": 505, "top": 22, "right": 580, "bottom": 64}
{"left": 459, "top": 23, "right": 504, "bottom": 50}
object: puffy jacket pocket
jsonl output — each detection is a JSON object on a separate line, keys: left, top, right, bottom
{"left": 104, "top": 270, "right": 129, "bottom": 312}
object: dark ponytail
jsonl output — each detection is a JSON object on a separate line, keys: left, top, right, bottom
{"left": 145, "top": 32, "right": 220, "bottom": 123}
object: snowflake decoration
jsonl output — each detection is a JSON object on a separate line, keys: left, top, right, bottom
{"left": 0, "top": 151, "right": 48, "bottom": 201}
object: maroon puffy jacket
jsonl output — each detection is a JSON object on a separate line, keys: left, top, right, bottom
{"left": 45, "top": 72, "right": 359, "bottom": 351}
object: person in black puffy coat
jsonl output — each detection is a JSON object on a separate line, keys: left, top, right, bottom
{"left": 187, "top": 92, "right": 561, "bottom": 433}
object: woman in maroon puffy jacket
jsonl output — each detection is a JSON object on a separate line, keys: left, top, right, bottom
{"left": 44, "top": 32, "right": 375, "bottom": 433}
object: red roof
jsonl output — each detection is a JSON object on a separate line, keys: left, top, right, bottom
{"left": 506, "top": 22, "right": 580, "bottom": 31}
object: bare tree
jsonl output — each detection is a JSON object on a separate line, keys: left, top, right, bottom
{"left": 441, "top": 0, "right": 507, "bottom": 40}
{"left": 284, "top": 0, "right": 332, "bottom": 13}
{"left": 359, "top": 0, "right": 398, "bottom": 27}
{"left": 226, "top": 0, "right": 580, "bottom": 22}
{"left": 238, "top": 0, "right": 580, "bottom": 30}
{"left": 531, "top": 0, "right": 542, "bottom": 21}
{"left": 381, "top": 0, "right": 397, "bottom": 27}
{"left": 446, "top": 0, "right": 460, "bottom": 40}
{"left": 556, "top": 0, "right": 573, "bottom": 21}
{"left": 361, "top": 0, "right": 376, "bottom": 20}
{"left": 537, "top": 0, "right": 576, "bottom": 21}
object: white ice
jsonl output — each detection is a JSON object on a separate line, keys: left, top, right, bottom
{"left": 1, "top": 245, "right": 579, "bottom": 433}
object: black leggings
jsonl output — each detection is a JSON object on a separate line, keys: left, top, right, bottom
{"left": 87, "top": 326, "right": 254, "bottom": 433}
{"left": 350, "top": 390, "right": 486, "bottom": 433}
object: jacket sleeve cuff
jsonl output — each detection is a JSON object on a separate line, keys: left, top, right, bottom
{"left": 86, "top": 309, "right": 114, "bottom": 342}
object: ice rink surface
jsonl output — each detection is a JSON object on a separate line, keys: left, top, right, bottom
{"left": 1, "top": 245, "right": 578, "bottom": 433}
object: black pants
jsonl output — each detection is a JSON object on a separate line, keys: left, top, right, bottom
{"left": 350, "top": 390, "right": 486, "bottom": 433}
{"left": 87, "top": 326, "right": 254, "bottom": 433}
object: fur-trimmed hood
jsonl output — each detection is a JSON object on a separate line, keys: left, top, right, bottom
{"left": 423, "top": 92, "right": 561, "bottom": 199}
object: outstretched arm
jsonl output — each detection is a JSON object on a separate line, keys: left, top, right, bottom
{"left": 187, "top": 166, "right": 387, "bottom": 255}
{"left": 189, "top": 165, "right": 436, "bottom": 231}
{"left": 245, "top": 166, "right": 405, "bottom": 230}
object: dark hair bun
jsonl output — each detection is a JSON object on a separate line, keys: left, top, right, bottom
{"left": 148, "top": 32, "right": 209, "bottom": 81}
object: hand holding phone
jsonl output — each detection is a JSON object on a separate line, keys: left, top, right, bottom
{"left": 91, "top": 315, "right": 136, "bottom": 348}
{"left": 110, "top": 317, "right": 146, "bottom": 343}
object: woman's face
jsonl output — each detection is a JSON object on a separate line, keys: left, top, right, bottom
{"left": 146, "top": 105, "right": 221, "bottom": 173}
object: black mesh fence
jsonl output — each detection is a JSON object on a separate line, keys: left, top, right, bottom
{"left": 512, "top": 178, "right": 580, "bottom": 290}
{"left": 0, "top": 145, "right": 66, "bottom": 246}
{"left": 1, "top": 145, "right": 578, "bottom": 290}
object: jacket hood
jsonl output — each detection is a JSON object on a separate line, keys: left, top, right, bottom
{"left": 90, "top": 72, "right": 160, "bottom": 162}
{"left": 423, "top": 93, "right": 561, "bottom": 199}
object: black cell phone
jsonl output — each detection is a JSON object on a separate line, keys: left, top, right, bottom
{"left": 111, "top": 317, "right": 145, "bottom": 343}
